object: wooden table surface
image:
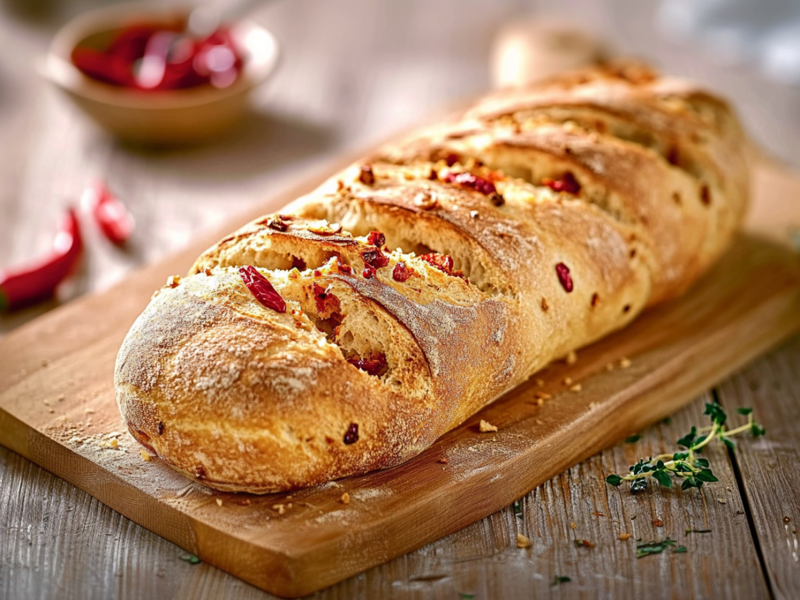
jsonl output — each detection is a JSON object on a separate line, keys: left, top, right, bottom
{"left": 1, "top": 1, "right": 799, "bottom": 599}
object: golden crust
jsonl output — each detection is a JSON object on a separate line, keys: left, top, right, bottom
{"left": 115, "top": 63, "right": 750, "bottom": 493}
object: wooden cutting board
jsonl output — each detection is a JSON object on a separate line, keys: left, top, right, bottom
{"left": 1, "top": 157, "right": 799, "bottom": 598}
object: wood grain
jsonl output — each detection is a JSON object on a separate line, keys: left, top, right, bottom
{"left": 717, "top": 335, "right": 800, "bottom": 600}
{"left": 1, "top": 185, "right": 799, "bottom": 596}
{"left": 0, "top": 378, "right": 782, "bottom": 600}
{"left": 3, "top": 0, "right": 800, "bottom": 598}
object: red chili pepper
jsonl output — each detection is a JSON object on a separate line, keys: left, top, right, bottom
{"left": 107, "top": 24, "right": 163, "bottom": 62}
{"left": 71, "top": 47, "right": 136, "bottom": 87}
{"left": 238, "top": 266, "right": 286, "bottom": 313}
{"left": 419, "top": 253, "right": 454, "bottom": 275}
{"left": 136, "top": 30, "right": 177, "bottom": 89}
{"left": 366, "top": 231, "right": 386, "bottom": 248}
{"left": 71, "top": 22, "right": 243, "bottom": 91}
{"left": 444, "top": 172, "right": 497, "bottom": 196}
{"left": 193, "top": 28, "right": 243, "bottom": 89}
{"left": 347, "top": 354, "right": 387, "bottom": 377}
{"left": 0, "top": 208, "right": 83, "bottom": 311}
{"left": 360, "top": 246, "right": 390, "bottom": 269}
{"left": 82, "top": 183, "right": 135, "bottom": 245}
{"left": 392, "top": 261, "right": 414, "bottom": 282}
{"left": 542, "top": 172, "right": 581, "bottom": 195}
{"left": 556, "top": 262, "right": 574, "bottom": 292}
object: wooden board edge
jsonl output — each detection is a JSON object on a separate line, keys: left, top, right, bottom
{"left": 0, "top": 239, "right": 798, "bottom": 597}
{"left": 0, "top": 408, "right": 197, "bottom": 550}
{"left": 255, "top": 283, "right": 800, "bottom": 596}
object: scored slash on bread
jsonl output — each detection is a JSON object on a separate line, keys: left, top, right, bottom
{"left": 115, "top": 62, "right": 750, "bottom": 493}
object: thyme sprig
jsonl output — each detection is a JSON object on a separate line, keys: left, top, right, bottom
{"left": 606, "top": 403, "right": 765, "bottom": 494}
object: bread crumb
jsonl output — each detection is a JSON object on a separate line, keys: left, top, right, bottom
{"left": 41, "top": 359, "right": 49, "bottom": 367}
{"left": 570, "top": 384, "right": 582, "bottom": 392}
{"left": 438, "top": 458, "right": 449, "bottom": 464}
{"left": 85, "top": 408, "right": 95, "bottom": 414}
{"left": 516, "top": 533, "right": 532, "bottom": 548}
{"left": 273, "top": 504, "right": 286, "bottom": 515}
{"left": 108, "top": 438, "right": 119, "bottom": 449}
{"left": 166, "top": 275, "right": 181, "bottom": 288}
{"left": 341, "top": 493, "right": 350, "bottom": 505}
{"left": 566, "top": 350, "right": 578, "bottom": 365}
{"left": 653, "top": 518, "right": 664, "bottom": 527}
{"left": 570, "top": 522, "right": 577, "bottom": 530}
{"left": 535, "top": 378, "right": 544, "bottom": 387}
{"left": 618, "top": 533, "right": 632, "bottom": 541}
{"left": 534, "top": 391, "right": 551, "bottom": 400}
{"left": 717, "top": 498, "right": 727, "bottom": 504}
{"left": 140, "top": 450, "right": 151, "bottom": 462}
{"left": 563, "top": 377, "right": 573, "bottom": 386}
{"left": 203, "top": 268, "right": 213, "bottom": 276}
{"left": 479, "top": 419, "right": 498, "bottom": 433}
{"left": 48, "top": 408, "right": 55, "bottom": 414}
{"left": 413, "top": 191, "right": 438, "bottom": 210}
{"left": 620, "top": 357, "right": 632, "bottom": 369}
{"left": 57, "top": 394, "right": 65, "bottom": 402}
{"left": 216, "top": 498, "right": 223, "bottom": 507}
{"left": 606, "top": 363, "right": 615, "bottom": 372}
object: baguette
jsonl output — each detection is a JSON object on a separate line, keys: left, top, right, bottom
{"left": 115, "top": 63, "right": 750, "bottom": 493}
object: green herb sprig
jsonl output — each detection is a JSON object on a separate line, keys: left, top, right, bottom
{"left": 606, "top": 403, "right": 764, "bottom": 494}
{"left": 635, "top": 538, "right": 687, "bottom": 558}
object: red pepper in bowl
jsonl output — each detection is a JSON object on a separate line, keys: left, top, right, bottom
{"left": 71, "top": 21, "right": 244, "bottom": 91}
{"left": 0, "top": 208, "right": 83, "bottom": 311}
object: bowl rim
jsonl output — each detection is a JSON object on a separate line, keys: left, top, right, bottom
{"left": 46, "top": 1, "right": 280, "bottom": 110}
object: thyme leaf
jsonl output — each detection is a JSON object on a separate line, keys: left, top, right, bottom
{"left": 636, "top": 538, "right": 677, "bottom": 558}
{"left": 605, "top": 403, "right": 764, "bottom": 495}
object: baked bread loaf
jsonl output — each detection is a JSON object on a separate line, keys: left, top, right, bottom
{"left": 115, "top": 63, "right": 750, "bottom": 493}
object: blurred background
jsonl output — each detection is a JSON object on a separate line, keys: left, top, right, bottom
{"left": 1, "top": 0, "right": 799, "bottom": 331}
